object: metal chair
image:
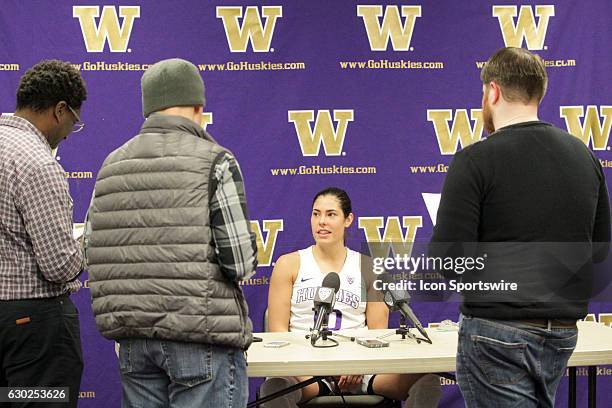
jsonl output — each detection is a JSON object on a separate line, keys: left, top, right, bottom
{"left": 261, "top": 309, "right": 401, "bottom": 408}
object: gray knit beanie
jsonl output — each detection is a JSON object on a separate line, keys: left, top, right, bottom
{"left": 141, "top": 58, "right": 205, "bottom": 117}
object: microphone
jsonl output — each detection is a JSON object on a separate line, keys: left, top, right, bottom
{"left": 380, "top": 273, "right": 431, "bottom": 343}
{"left": 310, "top": 272, "right": 341, "bottom": 345}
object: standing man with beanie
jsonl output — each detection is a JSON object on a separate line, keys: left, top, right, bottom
{"left": 0, "top": 60, "right": 87, "bottom": 407}
{"left": 430, "top": 47, "right": 610, "bottom": 407}
{"left": 85, "top": 58, "right": 257, "bottom": 407}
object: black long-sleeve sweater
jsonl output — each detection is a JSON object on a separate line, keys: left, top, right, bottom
{"left": 430, "top": 121, "right": 611, "bottom": 319}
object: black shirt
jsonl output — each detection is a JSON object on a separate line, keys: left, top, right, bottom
{"left": 430, "top": 121, "right": 611, "bottom": 319}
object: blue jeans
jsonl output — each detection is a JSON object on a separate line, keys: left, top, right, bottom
{"left": 118, "top": 339, "right": 247, "bottom": 408}
{"left": 457, "top": 315, "right": 577, "bottom": 408}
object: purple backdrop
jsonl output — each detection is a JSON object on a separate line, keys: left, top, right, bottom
{"left": 1, "top": 0, "right": 611, "bottom": 406}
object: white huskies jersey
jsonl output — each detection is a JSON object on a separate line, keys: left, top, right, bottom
{"left": 289, "top": 246, "right": 367, "bottom": 332}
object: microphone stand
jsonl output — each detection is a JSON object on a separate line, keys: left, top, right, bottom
{"left": 306, "top": 314, "right": 356, "bottom": 347}
{"left": 378, "top": 315, "right": 432, "bottom": 344}
{"left": 319, "top": 324, "right": 333, "bottom": 342}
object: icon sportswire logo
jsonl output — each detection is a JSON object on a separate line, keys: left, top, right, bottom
{"left": 493, "top": 5, "right": 554, "bottom": 50}
{"left": 216, "top": 6, "right": 282, "bottom": 52}
{"left": 357, "top": 5, "right": 421, "bottom": 51}
{"left": 427, "top": 109, "right": 484, "bottom": 155}
{"left": 73, "top": 6, "right": 140, "bottom": 52}
{"left": 560, "top": 105, "right": 612, "bottom": 151}
{"left": 288, "top": 110, "right": 354, "bottom": 157}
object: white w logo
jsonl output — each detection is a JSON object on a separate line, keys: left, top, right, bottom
{"left": 357, "top": 5, "right": 421, "bottom": 51}
{"left": 560, "top": 106, "right": 612, "bottom": 151}
{"left": 493, "top": 5, "right": 555, "bottom": 50}
{"left": 73, "top": 6, "right": 140, "bottom": 52}
{"left": 358, "top": 216, "right": 422, "bottom": 259}
{"left": 427, "top": 109, "right": 484, "bottom": 155}
{"left": 288, "top": 110, "right": 354, "bottom": 156}
{"left": 216, "top": 6, "right": 282, "bottom": 52}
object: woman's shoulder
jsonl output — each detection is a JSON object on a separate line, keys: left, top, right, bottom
{"left": 276, "top": 251, "right": 300, "bottom": 267}
{"left": 272, "top": 251, "right": 302, "bottom": 281}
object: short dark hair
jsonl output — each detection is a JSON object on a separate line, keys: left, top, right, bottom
{"left": 16, "top": 60, "right": 87, "bottom": 112}
{"left": 312, "top": 187, "right": 352, "bottom": 218}
{"left": 480, "top": 47, "right": 547, "bottom": 104}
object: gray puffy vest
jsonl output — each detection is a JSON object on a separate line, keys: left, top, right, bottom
{"left": 87, "top": 114, "right": 252, "bottom": 349}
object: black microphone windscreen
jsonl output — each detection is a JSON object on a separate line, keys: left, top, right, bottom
{"left": 321, "top": 272, "right": 341, "bottom": 292}
{"left": 379, "top": 273, "right": 410, "bottom": 303}
{"left": 379, "top": 272, "right": 393, "bottom": 286}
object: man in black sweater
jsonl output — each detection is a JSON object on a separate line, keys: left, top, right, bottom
{"left": 430, "top": 47, "right": 610, "bottom": 407}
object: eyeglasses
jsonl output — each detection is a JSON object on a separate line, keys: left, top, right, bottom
{"left": 67, "top": 105, "right": 85, "bottom": 133}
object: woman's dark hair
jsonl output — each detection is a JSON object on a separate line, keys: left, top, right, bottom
{"left": 16, "top": 59, "right": 87, "bottom": 112}
{"left": 312, "top": 187, "right": 352, "bottom": 217}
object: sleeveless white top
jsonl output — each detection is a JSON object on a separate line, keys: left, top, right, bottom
{"left": 289, "top": 246, "right": 367, "bottom": 332}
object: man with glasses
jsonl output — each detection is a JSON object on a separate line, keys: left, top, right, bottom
{"left": 0, "top": 59, "right": 87, "bottom": 407}
{"left": 67, "top": 105, "right": 85, "bottom": 134}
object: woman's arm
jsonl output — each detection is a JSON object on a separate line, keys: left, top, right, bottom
{"left": 267, "top": 252, "right": 299, "bottom": 332}
{"left": 365, "top": 300, "right": 390, "bottom": 329}
{"left": 363, "top": 254, "right": 390, "bottom": 329}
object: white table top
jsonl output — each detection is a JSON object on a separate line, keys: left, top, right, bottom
{"left": 246, "top": 321, "right": 612, "bottom": 377}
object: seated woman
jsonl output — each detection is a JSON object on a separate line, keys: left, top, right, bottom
{"left": 260, "top": 187, "right": 441, "bottom": 407}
